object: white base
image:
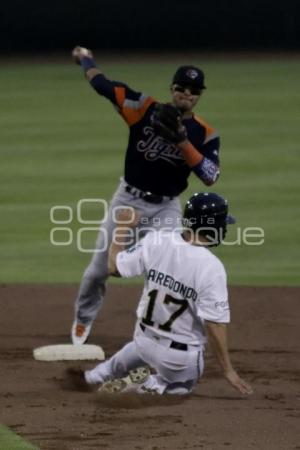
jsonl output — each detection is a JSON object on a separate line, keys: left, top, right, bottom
{"left": 33, "top": 344, "right": 105, "bottom": 361}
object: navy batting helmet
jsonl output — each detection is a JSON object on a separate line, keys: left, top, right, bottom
{"left": 183, "top": 192, "right": 235, "bottom": 246}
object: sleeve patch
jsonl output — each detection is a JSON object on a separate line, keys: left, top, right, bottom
{"left": 193, "top": 157, "right": 220, "bottom": 184}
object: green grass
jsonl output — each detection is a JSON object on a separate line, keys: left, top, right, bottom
{"left": 0, "top": 425, "right": 38, "bottom": 450}
{"left": 1, "top": 56, "right": 299, "bottom": 285}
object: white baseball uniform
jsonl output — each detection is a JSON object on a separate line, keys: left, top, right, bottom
{"left": 85, "top": 230, "right": 230, "bottom": 394}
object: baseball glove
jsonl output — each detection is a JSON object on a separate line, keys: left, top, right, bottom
{"left": 151, "top": 103, "right": 187, "bottom": 144}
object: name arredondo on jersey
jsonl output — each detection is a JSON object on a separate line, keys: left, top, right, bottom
{"left": 148, "top": 269, "right": 197, "bottom": 301}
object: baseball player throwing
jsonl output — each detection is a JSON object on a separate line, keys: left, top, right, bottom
{"left": 68, "top": 193, "right": 252, "bottom": 396}
{"left": 71, "top": 46, "right": 221, "bottom": 344}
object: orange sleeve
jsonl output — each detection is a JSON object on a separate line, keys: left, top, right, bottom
{"left": 178, "top": 141, "right": 204, "bottom": 167}
{"left": 194, "top": 116, "right": 219, "bottom": 145}
{"left": 115, "top": 86, "right": 126, "bottom": 108}
{"left": 114, "top": 86, "right": 155, "bottom": 126}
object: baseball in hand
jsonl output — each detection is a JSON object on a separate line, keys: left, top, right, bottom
{"left": 80, "top": 47, "right": 90, "bottom": 56}
{"left": 72, "top": 46, "right": 93, "bottom": 64}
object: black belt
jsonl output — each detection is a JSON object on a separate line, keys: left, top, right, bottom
{"left": 125, "top": 184, "right": 173, "bottom": 204}
{"left": 139, "top": 323, "right": 188, "bottom": 351}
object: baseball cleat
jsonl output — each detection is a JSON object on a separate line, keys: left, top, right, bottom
{"left": 128, "top": 366, "right": 151, "bottom": 383}
{"left": 97, "top": 366, "right": 151, "bottom": 394}
{"left": 71, "top": 320, "right": 92, "bottom": 345}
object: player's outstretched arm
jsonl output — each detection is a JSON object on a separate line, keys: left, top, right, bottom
{"left": 71, "top": 46, "right": 118, "bottom": 103}
{"left": 72, "top": 46, "right": 101, "bottom": 81}
{"left": 71, "top": 45, "right": 148, "bottom": 114}
{"left": 206, "top": 321, "right": 253, "bottom": 395}
{"left": 108, "top": 208, "right": 140, "bottom": 276}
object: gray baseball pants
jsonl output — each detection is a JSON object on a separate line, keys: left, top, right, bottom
{"left": 74, "top": 178, "right": 182, "bottom": 325}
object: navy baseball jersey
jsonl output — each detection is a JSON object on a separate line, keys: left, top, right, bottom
{"left": 90, "top": 74, "right": 220, "bottom": 196}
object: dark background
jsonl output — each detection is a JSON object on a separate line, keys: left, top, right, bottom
{"left": 0, "top": 0, "right": 299, "bottom": 52}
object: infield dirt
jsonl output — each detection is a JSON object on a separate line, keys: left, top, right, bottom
{"left": 0, "top": 285, "right": 299, "bottom": 450}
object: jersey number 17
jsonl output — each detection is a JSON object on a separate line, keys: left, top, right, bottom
{"left": 142, "top": 289, "right": 188, "bottom": 332}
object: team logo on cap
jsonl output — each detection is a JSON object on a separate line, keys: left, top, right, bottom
{"left": 186, "top": 69, "right": 198, "bottom": 79}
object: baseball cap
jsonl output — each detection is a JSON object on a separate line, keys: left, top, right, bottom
{"left": 172, "top": 65, "right": 206, "bottom": 89}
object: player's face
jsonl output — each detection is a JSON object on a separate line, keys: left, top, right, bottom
{"left": 171, "top": 84, "right": 202, "bottom": 113}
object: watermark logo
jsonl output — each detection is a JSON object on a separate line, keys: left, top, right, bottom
{"left": 50, "top": 199, "right": 108, "bottom": 252}
{"left": 50, "top": 206, "right": 73, "bottom": 246}
{"left": 50, "top": 199, "right": 265, "bottom": 253}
